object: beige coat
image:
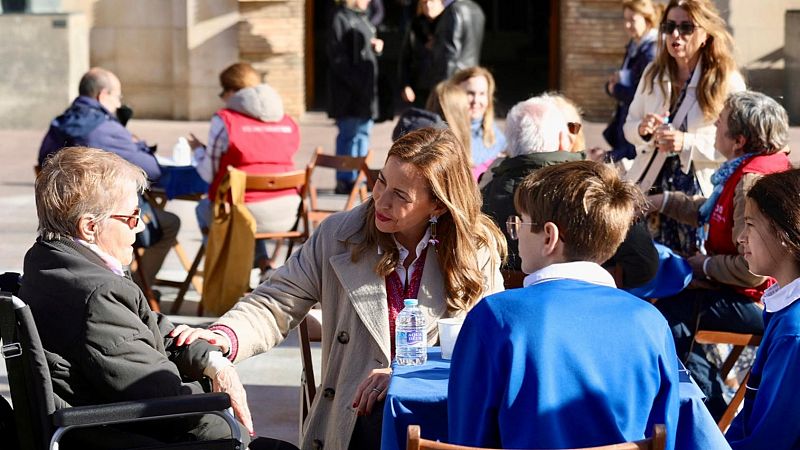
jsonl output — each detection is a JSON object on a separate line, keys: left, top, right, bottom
{"left": 623, "top": 61, "right": 746, "bottom": 195}
{"left": 213, "top": 203, "right": 504, "bottom": 450}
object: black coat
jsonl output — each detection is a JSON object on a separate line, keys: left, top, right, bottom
{"left": 326, "top": 6, "right": 379, "bottom": 120}
{"left": 603, "top": 36, "right": 657, "bottom": 162}
{"left": 19, "top": 238, "right": 217, "bottom": 407}
{"left": 398, "top": 14, "right": 438, "bottom": 97}
{"left": 430, "top": 0, "right": 485, "bottom": 82}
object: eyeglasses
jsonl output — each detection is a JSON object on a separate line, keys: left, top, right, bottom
{"left": 660, "top": 21, "right": 698, "bottom": 36}
{"left": 109, "top": 208, "right": 141, "bottom": 230}
{"left": 506, "top": 215, "right": 536, "bottom": 241}
{"left": 567, "top": 122, "right": 582, "bottom": 135}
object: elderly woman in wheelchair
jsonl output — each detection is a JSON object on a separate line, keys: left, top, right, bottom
{"left": 18, "top": 147, "right": 295, "bottom": 449}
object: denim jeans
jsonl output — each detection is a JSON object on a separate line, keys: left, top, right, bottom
{"left": 335, "top": 117, "right": 374, "bottom": 183}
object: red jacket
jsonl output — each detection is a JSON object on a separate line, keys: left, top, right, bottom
{"left": 706, "top": 151, "right": 790, "bottom": 300}
{"left": 209, "top": 110, "right": 299, "bottom": 203}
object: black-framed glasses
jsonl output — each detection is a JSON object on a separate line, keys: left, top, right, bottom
{"left": 660, "top": 20, "right": 698, "bottom": 36}
{"left": 567, "top": 122, "right": 582, "bottom": 135}
{"left": 109, "top": 208, "right": 141, "bottom": 230}
{"left": 506, "top": 215, "right": 535, "bottom": 241}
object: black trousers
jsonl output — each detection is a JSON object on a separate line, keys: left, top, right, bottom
{"left": 655, "top": 287, "right": 764, "bottom": 419}
{"left": 348, "top": 400, "right": 384, "bottom": 450}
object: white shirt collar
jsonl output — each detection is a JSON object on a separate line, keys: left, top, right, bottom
{"left": 74, "top": 238, "right": 126, "bottom": 277}
{"left": 377, "top": 227, "right": 432, "bottom": 263}
{"left": 762, "top": 277, "right": 800, "bottom": 313}
{"left": 523, "top": 261, "right": 617, "bottom": 289}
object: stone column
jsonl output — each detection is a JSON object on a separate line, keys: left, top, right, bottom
{"left": 786, "top": 10, "right": 800, "bottom": 125}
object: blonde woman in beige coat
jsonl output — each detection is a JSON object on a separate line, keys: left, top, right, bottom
{"left": 174, "top": 128, "right": 506, "bottom": 450}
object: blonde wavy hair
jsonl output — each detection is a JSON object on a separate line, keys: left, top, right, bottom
{"left": 450, "top": 66, "right": 499, "bottom": 148}
{"left": 352, "top": 128, "right": 506, "bottom": 312}
{"left": 643, "top": 0, "right": 737, "bottom": 121}
{"left": 426, "top": 81, "right": 472, "bottom": 161}
{"left": 622, "top": 0, "right": 664, "bottom": 29}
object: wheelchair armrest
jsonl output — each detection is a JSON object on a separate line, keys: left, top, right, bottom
{"left": 53, "top": 392, "right": 232, "bottom": 428}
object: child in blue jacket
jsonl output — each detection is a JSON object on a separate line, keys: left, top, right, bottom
{"left": 448, "top": 160, "right": 680, "bottom": 449}
{"left": 727, "top": 168, "right": 800, "bottom": 449}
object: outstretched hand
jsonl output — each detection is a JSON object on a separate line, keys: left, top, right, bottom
{"left": 170, "top": 324, "right": 230, "bottom": 354}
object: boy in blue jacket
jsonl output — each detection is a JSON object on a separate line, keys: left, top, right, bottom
{"left": 448, "top": 160, "right": 680, "bottom": 449}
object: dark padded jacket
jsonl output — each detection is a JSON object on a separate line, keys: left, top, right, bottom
{"left": 19, "top": 238, "right": 217, "bottom": 407}
{"left": 326, "top": 5, "right": 379, "bottom": 120}
{"left": 38, "top": 96, "right": 161, "bottom": 180}
{"left": 430, "top": 0, "right": 485, "bottom": 82}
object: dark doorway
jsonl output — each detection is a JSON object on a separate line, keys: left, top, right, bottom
{"left": 306, "top": 0, "right": 555, "bottom": 117}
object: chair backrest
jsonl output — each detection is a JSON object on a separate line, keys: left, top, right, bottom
{"left": 237, "top": 167, "right": 311, "bottom": 238}
{"left": 406, "top": 424, "right": 666, "bottom": 450}
{"left": 306, "top": 147, "right": 372, "bottom": 225}
{"left": 0, "top": 292, "right": 57, "bottom": 450}
{"left": 694, "top": 330, "right": 762, "bottom": 432}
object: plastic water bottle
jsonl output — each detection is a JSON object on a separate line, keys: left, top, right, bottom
{"left": 172, "top": 136, "right": 192, "bottom": 165}
{"left": 395, "top": 299, "right": 427, "bottom": 366}
{"left": 656, "top": 113, "right": 673, "bottom": 153}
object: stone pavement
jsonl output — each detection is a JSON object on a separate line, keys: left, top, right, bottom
{"left": 0, "top": 112, "right": 797, "bottom": 446}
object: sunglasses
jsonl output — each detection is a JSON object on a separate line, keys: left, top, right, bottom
{"left": 109, "top": 208, "right": 141, "bottom": 230}
{"left": 567, "top": 122, "right": 582, "bottom": 135}
{"left": 660, "top": 21, "right": 698, "bottom": 36}
{"left": 506, "top": 215, "right": 535, "bottom": 241}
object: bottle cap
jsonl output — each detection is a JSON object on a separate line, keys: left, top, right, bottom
{"left": 403, "top": 299, "right": 418, "bottom": 307}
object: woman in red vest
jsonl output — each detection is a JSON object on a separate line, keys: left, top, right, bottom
{"left": 647, "top": 91, "right": 791, "bottom": 419}
{"left": 191, "top": 62, "right": 301, "bottom": 275}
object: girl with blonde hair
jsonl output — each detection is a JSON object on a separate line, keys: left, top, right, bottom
{"left": 451, "top": 66, "right": 507, "bottom": 179}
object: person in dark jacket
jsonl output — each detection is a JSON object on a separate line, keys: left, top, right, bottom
{"left": 37, "top": 67, "right": 180, "bottom": 293}
{"left": 602, "top": 0, "right": 660, "bottom": 162}
{"left": 398, "top": 0, "right": 445, "bottom": 107}
{"left": 481, "top": 96, "right": 658, "bottom": 289}
{"left": 327, "top": 0, "right": 384, "bottom": 194}
{"left": 429, "top": 0, "right": 485, "bottom": 83}
{"left": 20, "top": 147, "right": 297, "bottom": 449}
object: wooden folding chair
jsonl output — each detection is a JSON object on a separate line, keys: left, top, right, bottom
{"left": 306, "top": 147, "right": 371, "bottom": 227}
{"left": 406, "top": 424, "right": 666, "bottom": 450}
{"left": 248, "top": 169, "right": 310, "bottom": 261}
{"left": 298, "top": 311, "right": 322, "bottom": 436}
{"left": 694, "top": 331, "right": 762, "bottom": 432}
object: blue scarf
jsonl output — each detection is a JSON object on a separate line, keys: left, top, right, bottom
{"left": 697, "top": 153, "right": 753, "bottom": 226}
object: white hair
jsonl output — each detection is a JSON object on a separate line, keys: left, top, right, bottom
{"left": 504, "top": 96, "right": 568, "bottom": 157}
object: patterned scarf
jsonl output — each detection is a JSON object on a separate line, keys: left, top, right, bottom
{"left": 698, "top": 153, "right": 754, "bottom": 226}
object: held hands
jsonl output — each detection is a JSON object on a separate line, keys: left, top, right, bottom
{"left": 638, "top": 113, "right": 667, "bottom": 138}
{"left": 352, "top": 368, "right": 391, "bottom": 416}
{"left": 213, "top": 365, "right": 255, "bottom": 436}
{"left": 654, "top": 127, "right": 684, "bottom": 154}
{"left": 170, "top": 324, "right": 230, "bottom": 355}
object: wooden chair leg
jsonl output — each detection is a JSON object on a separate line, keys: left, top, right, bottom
{"left": 719, "top": 371, "right": 750, "bottom": 433}
{"left": 170, "top": 243, "right": 205, "bottom": 315}
{"left": 132, "top": 249, "right": 160, "bottom": 313}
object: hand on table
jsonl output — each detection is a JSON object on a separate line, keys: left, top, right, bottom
{"left": 352, "top": 367, "right": 391, "bottom": 416}
{"left": 170, "top": 324, "right": 230, "bottom": 354}
{"left": 213, "top": 365, "right": 255, "bottom": 436}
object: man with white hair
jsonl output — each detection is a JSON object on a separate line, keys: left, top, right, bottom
{"left": 481, "top": 96, "right": 583, "bottom": 270}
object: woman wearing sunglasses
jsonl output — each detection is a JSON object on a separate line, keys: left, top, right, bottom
{"left": 623, "top": 0, "right": 745, "bottom": 256}
{"left": 19, "top": 147, "right": 297, "bottom": 448}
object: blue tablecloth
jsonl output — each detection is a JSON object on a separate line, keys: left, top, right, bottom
{"left": 154, "top": 165, "right": 208, "bottom": 200}
{"left": 382, "top": 347, "right": 731, "bottom": 450}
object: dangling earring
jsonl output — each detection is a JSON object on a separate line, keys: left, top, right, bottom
{"left": 428, "top": 215, "right": 439, "bottom": 247}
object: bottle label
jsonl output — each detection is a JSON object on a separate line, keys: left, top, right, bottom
{"left": 398, "top": 330, "right": 425, "bottom": 347}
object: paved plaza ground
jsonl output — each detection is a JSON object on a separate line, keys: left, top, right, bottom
{"left": 1, "top": 112, "right": 798, "bottom": 445}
